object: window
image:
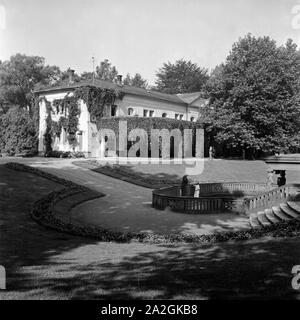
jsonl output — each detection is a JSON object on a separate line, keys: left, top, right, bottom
{"left": 128, "top": 108, "right": 134, "bottom": 116}
{"left": 190, "top": 116, "right": 195, "bottom": 122}
{"left": 111, "top": 105, "right": 117, "bottom": 117}
{"left": 143, "top": 109, "right": 154, "bottom": 117}
{"left": 175, "top": 114, "right": 183, "bottom": 120}
{"left": 103, "top": 105, "right": 109, "bottom": 117}
{"left": 162, "top": 113, "right": 167, "bottom": 118}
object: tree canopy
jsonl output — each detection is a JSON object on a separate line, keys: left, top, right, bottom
{"left": 95, "top": 59, "right": 118, "bottom": 82}
{"left": 202, "top": 34, "right": 300, "bottom": 156}
{"left": 155, "top": 59, "right": 209, "bottom": 94}
{"left": 0, "top": 106, "right": 37, "bottom": 155}
{"left": 1, "top": 42, "right": 300, "bottom": 157}
{"left": 0, "top": 54, "right": 61, "bottom": 113}
{"left": 123, "top": 73, "right": 148, "bottom": 88}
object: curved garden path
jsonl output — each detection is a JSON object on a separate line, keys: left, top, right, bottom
{"left": 13, "top": 158, "right": 250, "bottom": 235}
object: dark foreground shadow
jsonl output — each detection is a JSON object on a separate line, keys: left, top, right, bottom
{"left": 21, "top": 238, "right": 300, "bottom": 300}
{"left": 0, "top": 163, "right": 97, "bottom": 295}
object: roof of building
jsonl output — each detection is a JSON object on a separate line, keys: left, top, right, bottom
{"left": 176, "top": 92, "right": 202, "bottom": 104}
{"left": 34, "top": 79, "right": 188, "bottom": 105}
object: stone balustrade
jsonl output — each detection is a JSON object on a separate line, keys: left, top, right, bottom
{"left": 244, "top": 184, "right": 300, "bottom": 213}
{"left": 152, "top": 182, "right": 300, "bottom": 215}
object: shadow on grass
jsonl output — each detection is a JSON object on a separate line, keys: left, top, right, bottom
{"left": 1, "top": 160, "right": 300, "bottom": 300}
{"left": 0, "top": 163, "right": 98, "bottom": 295}
{"left": 75, "top": 160, "right": 183, "bottom": 188}
{"left": 27, "top": 239, "right": 300, "bottom": 300}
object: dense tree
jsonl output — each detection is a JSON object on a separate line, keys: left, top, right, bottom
{"left": 95, "top": 59, "right": 118, "bottom": 82}
{"left": 155, "top": 59, "right": 209, "bottom": 94}
{"left": 123, "top": 73, "right": 148, "bottom": 88}
{"left": 55, "top": 68, "right": 81, "bottom": 83}
{"left": 0, "top": 54, "right": 62, "bottom": 155}
{"left": 202, "top": 34, "right": 300, "bottom": 157}
{"left": 80, "top": 71, "right": 94, "bottom": 81}
{"left": 81, "top": 61, "right": 148, "bottom": 88}
{"left": 0, "top": 107, "right": 37, "bottom": 155}
{"left": 0, "top": 54, "right": 61, "bottom": 113}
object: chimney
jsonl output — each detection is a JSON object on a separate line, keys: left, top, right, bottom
{"left": 117, "top": 74, "right": 123, "bottom": 85}
{"left": 68, "top": 69, "right": 75, "bottom": 85}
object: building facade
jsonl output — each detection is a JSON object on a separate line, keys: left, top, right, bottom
{"left": 35, "top": 77, "right": 207, "bottom": 157}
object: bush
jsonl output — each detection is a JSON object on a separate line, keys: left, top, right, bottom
{"left": 97, "top": 117, "right": 203, "bottom": 157}
{"left": 44, "top": 150, "right": 67, "bottom": 158}
{"left": 72, "top": 151, "right": 86, "bottom": 158}
{"left": 0, "top": 107, "right": 37, "bottom": 155}
{"left": 98, "top": 116, "right": 200, "bottom": 134}
{"left": 44, "top": 150, "right": 85, "bottom": 158}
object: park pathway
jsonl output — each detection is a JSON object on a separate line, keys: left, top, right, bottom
{"left": 15, "top": 158, "right": 250, "bottom": 236}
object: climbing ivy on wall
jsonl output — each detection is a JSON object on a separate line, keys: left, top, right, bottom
{"left": 52, "top": 96, "right": 80, "bottom": 135}
{"left": 74, "top": 86, "right": 123, "bottom": 122}
{"left": 50, "top": 116, "right": 67, "bottom": 137}
{"left": 39, "top": 85, "right": 123, "bottom": 152}
{"left": 38, "top": 96, "right": 53, "bottom": 152}
{"left": 97, "top": 116, "right": 200, "bottom": 134}
{"left": 97, "top": 117, "right": 203, "bottom": 157}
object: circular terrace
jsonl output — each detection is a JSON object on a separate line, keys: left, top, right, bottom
{"left": 152, "top": 182, "right": 299, "bottom": 215}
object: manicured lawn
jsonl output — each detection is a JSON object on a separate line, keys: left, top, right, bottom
{"left": 78, "top": 159, "right": 300, "bottom": 188}
{"left": 116, "top": 159, "right": 269, "bottom": 183}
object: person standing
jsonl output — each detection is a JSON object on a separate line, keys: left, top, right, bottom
{"left": 209, "top": 146, "right": 213, "bottom": 160}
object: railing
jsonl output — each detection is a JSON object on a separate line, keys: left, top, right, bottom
{"left": 194, "top": 182, "right": 273, "bottom": 196}
{"left": 153, "top": 192, "right": 226, "bottom": 214}
{"left": 244, "top": 184, "right": 300, "bottom": 213}
{"left": 152, "top": 182, "right": 300, "bottom": 215}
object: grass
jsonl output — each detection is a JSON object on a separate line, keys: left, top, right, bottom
{"left": 23, "top": 162, "right": 300, "bottom": 245}
{"left": 76, "top": 159, "right": 300, "bottom": 188}
{"left": 1, "top": 159, "right": 300, "bottom": 299}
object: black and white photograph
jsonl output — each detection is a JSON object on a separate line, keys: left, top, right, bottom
{"left": 1, "top": 0, "right": 300, "bottom": 307}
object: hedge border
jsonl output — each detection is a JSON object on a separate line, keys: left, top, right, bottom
{"left": 5, "top": 162, "right": 300, "bottom": 244}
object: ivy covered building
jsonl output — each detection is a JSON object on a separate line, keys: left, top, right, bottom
{"left": 35, "top": 73, "right": 206, "bottom": 157}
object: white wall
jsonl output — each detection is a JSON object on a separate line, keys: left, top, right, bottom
{"left": 187, "top": 106, "right": 200, "bottom": 122}
{"left": 38, "top": 99, "right": 47, "bottom": 153}
{"left": 113, "top": 94, "right": 202, "bottom": 121}
{"left": 38, "top": 92, "right": 90, "bottom": 154}
{"left": 115, "top": 94, "right": 194, "bottom": 119}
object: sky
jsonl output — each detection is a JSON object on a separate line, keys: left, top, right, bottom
{"left": 1, "top": 0, "right": 300, "bottom": 84}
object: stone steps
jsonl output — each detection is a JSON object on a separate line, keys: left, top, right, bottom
{"left": 257, "top": 211, "right": 272, "bottom": 227}
{"left": 272, "top": 205, "right": 293, "bottom": 221}
{"left": 249, "top": 201, "right": 300, "bottom": 229}
{"left": 280, "top": 203, "right": 300, "bottom": 220}
{"left": 249, "top": 214, "right": 260, "bottom": 228}
{"left": 264, "top": 208, "right": 281, "bottom": 224}
{"left": 287, "top": 201, "right": 300, "bottom": 213}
